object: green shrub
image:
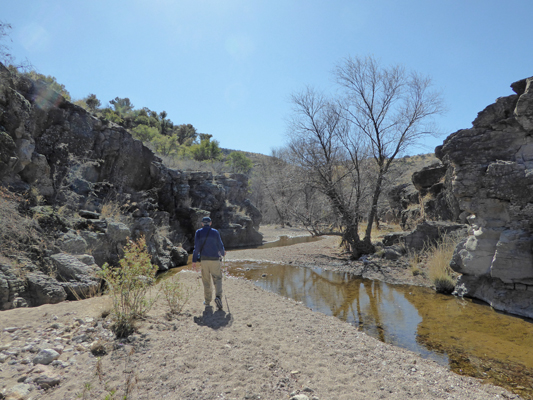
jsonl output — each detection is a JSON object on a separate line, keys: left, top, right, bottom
{"left": 160, "top": 274, "right": 192, "bottom": 315}
{"left": 99, "top": 237, "right": 158, "bottom": 337}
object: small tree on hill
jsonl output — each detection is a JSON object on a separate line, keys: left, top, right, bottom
{"left": 174, "top": 124, "right": 198, "bottom": 145}
{"left": 85, "top": 94, "right": 101, "bottom": 112}
{"left": 190, "top": 137, "right": 222, "bottom": 161}
{"left": 226, "top": 151, "right": 253, "bottom": 174}
{"left": 109, "top": 97, "right": 134, "bottom": 116}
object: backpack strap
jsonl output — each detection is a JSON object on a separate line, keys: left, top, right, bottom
{"left": 198, "top": 227, "right": 211, "bottom": 256}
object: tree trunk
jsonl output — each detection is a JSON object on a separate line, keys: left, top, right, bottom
{"left": 364, "top": 172, "right": 383, "bottom": 246}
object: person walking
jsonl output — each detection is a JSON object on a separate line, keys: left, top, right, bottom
{"left": 192, "top": 216, "right": 226, "bottom": 310}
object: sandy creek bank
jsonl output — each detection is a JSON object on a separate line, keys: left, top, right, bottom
{"left": 0, "top": 225, "right": 521, "bottom": 399}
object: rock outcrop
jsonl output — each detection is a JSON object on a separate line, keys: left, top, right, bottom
{"left": 387, "top": 162, "right": 457, "bottom": 230}
{"left": 0, "top": 63, "right": 262, "bottom": 309}
{"left": 437, "top": 76, "right": 533, "bottom": 319}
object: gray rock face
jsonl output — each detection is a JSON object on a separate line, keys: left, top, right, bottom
{"left": 454, "top": 275, "right": 533, "bottom": 319}
{"left": 0, "top": 264, "right": 26, "bottom": 310}
{"left": 387, "top": 162, "right": 457, "bottom": 231}
{"left": 59, "top": 230, "right": 89, "bottom": 254}
{"left": 437, "top": 76, "right": 533, "bottom": 318}
{"left": 50, "top": 253, "right": 101, "bottom": 300}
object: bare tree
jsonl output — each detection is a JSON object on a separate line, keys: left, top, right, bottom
{"left": 287, "top": 87, "right": 373, "bottom": 257}
{"left": 334, "top": 55, "right": 444, "bottom": 245}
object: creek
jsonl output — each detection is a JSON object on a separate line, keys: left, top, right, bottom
{"left": 226, "top": 261, "right": 533, "bottom": 398}
{"left": 172, "top": 235, "right": 533, "bottom": 398}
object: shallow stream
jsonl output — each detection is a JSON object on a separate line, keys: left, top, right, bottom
{"left": 225, "top": 260, "right": 533, "bottom": 398}
{"left": 172, "top": 235, "right": 533, "bottom": 397}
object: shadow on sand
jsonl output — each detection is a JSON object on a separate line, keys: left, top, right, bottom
{"left": 193, "top": 306, "right": 233, "bottom": 329}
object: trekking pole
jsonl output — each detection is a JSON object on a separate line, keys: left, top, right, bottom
{"left": 223, "top": 255, "right": 230, "bottom": 313}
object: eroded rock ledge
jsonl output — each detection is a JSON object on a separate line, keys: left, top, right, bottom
{"left": 437, "top": 76, "right": 533, "bottom": 318}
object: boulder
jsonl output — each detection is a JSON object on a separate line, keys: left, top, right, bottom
{"left": 59, "top": 230, "right": 88, "bottom": 254}
{"left": 19, "top": 152, "right": 54, "bottom": 196}
{"left": 404, "top": 221, "right": 466, "bottom": 252}
{"left": 171, "top": 246, "right": 189, "bottom": 267}
{"left": 50, "top": 253, "right": 101, "bottom": 300}
{"left": 133, "top": 217, "right": 156, "bottom": 242}
{"left": 78, "top": 209, "right": 101, "bottom": 219}
{"left": 107, "top": 221, "right": 131, "bottom": 242}
{"left": 26, "top": 272, "right": 67, "bottom": 306}
{"left": 87, "top": 219, "right": 107, "bottom": 232}
{"left": 32, "top": 349, "right": 60, "bottom": 365}
{"left": 380, "top": 246, "right": 404, "bottom": 261}
{"left": 412, "top": 163, "right": 447, "bottom": 191}
{"left": 5, "top": 383, "right": 33, "bottom": 400}
{"left": 382, "top": 232, "right": 408, "bottom": 247}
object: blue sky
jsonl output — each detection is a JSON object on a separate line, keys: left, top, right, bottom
{"left": 2, "top": 0, "right": 532, "bottom": 155}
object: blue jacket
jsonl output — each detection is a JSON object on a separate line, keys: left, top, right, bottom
{"left": 192, "top": 226, "right": 225, "bottom": 262}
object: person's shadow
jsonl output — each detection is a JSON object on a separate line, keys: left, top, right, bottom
{"left": 193, "top": 306, "right": 233, "bottom": 329}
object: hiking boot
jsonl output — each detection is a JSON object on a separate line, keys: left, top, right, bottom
{"left": 215, "top": 296, "right": 223, "bottom": 310}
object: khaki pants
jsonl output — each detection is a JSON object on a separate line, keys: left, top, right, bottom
{"left": 200, "top": 259, "right": 223, "bottom": 304}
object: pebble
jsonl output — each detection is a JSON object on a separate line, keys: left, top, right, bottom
{"left": 33, "top": 349, "right": 60, "bottom": 365}
{"left": 1, "top": 313, "right": 132, "bottom": 398}
{"left": 290, "top": 395, "right": 309, "bottom": 400}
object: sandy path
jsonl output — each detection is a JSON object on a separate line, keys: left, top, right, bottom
{"left": 0, "top": 225, "right": 520, "bottom": 399}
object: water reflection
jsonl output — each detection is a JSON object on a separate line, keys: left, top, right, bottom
{"left": 228, "top": 261, "right": 533, "bottom": 398}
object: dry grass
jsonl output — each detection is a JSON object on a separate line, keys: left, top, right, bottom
{"left": 100, "top": 200, "right": 123, "bottom": 221}
{"left": 426, "top": 234, "right": 460, "bottom": 293}
{"left": 408, "top": 251, "right": 424, "bottom": 277}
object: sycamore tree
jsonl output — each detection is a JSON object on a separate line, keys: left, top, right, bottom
{"left": 288, "top": 87, "right": 371, "bottom": 256}
{"left": 287, "top": 56, "right": 444, "bottom": 258}
{"left": 334, "top": 55, "right": 444, "bottom": 246}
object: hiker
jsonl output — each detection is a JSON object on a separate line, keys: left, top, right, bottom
{"left": 192, "top": 216, "right": 226, "bottom": 310}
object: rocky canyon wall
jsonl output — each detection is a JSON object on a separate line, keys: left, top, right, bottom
{"left": 0, "top": 63, "right": 262, "bottom": 309}
{"left": 436, "top": 76, "right": 533, "bottom": 318}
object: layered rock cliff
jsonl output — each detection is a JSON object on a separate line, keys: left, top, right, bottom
{"left": 0, "top": 63, "right": 262, "bottom": 309}
{"left": 436, "top": 76, "right": 533, "bottom": 318}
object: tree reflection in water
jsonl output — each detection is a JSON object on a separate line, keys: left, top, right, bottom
{"left": 228, "top": 261, "right": 443, "bottom": 362}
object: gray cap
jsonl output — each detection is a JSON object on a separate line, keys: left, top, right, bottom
{"left": 202, "top": 216, "right": 211, "bottom": 224}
